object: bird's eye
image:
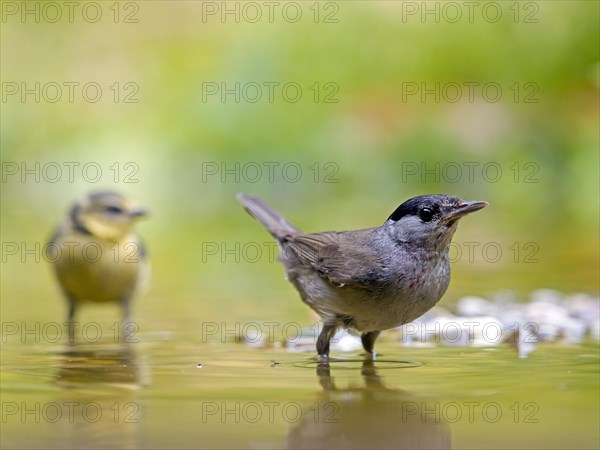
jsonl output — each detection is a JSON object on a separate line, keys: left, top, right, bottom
{"left": 419, "top": 208, "right": 434, "bottom": 222}
{"left": 105, "top": 205, "right": 123, "bottom": 214}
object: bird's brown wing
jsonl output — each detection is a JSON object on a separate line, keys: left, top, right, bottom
{"left": 285, "top": 229, "right": 380, "bottom": 288}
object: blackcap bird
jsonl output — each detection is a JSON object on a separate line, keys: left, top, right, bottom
{"left": 237, "top": 193, "right": 487, "bottom": 362}
{"left": 47, "top": 191, "right": 149, "bottom": 343}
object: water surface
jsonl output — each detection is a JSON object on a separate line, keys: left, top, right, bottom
{"left": 2, "top": 335, "right": 598, "bottom": 449}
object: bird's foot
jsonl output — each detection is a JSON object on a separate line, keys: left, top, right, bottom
{"left": 364, "top": 351, "right": 378, "bottom": 361}
{"left": 317, "top": 354, "right": 330, "bottom": 367}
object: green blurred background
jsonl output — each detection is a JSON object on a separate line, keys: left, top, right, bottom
{"left": 1, "top": 0, "right": 599, "bottom": 331}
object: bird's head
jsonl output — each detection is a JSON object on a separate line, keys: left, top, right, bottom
{"left": 70, "top": 191, "right": 148, "bottom": 241}
{"left": 384, "top": 194, "right": 487, "bottom": 252}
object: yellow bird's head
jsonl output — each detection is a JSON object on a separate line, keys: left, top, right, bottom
{"left": 70, "top": 191, "right": 148, "bottom": 241}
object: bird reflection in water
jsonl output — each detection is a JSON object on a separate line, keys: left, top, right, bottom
{"left": 50, "top": 344, "right": 148, "bottom": 449}
{"left": 286, "top": 362, "right": 451, "bottom": 450}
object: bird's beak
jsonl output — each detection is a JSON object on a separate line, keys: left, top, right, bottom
{"left": 442, "top": 201, "right": 488, "bottom": 223}
{"left": 130, "top": 208, "right": 148, "bottom": 219}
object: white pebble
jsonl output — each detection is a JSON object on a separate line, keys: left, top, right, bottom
{"left": 456, "top": 296, "right": 492, "bottom": 317}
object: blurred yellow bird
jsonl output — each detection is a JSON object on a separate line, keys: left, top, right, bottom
{"left": 47, "top": 191, "right": 149, "bottom": 342}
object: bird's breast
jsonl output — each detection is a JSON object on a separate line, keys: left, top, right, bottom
{"left": 51, "top": 232, "right": 144, "bottom": 303}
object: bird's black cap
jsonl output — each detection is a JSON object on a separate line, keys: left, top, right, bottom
{"left": 387, "top": 194, "right": 458, "bottom": 222}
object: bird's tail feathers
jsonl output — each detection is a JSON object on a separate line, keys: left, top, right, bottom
{"left": 236, "top": 193, "right": 299, "bottom": 239}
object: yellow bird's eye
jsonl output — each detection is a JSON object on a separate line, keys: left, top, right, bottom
{"left": 105, "top": 205, "right": 123, "bottom": 214}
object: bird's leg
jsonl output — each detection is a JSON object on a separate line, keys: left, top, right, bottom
{"left": 316, "top": 324, "right": 337, "bottom": 365}
{"left": 361, "top": 330, "right": 381, "bottom": 360}
{"left": 66, "top": 298, "right": 76, "bottom": 346}
{"left": 120, "top": 297, "right": 134, "bottom": 342}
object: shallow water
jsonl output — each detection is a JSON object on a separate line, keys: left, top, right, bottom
{"left": 1, "top": 334, "right": 598, "bottom": 449}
